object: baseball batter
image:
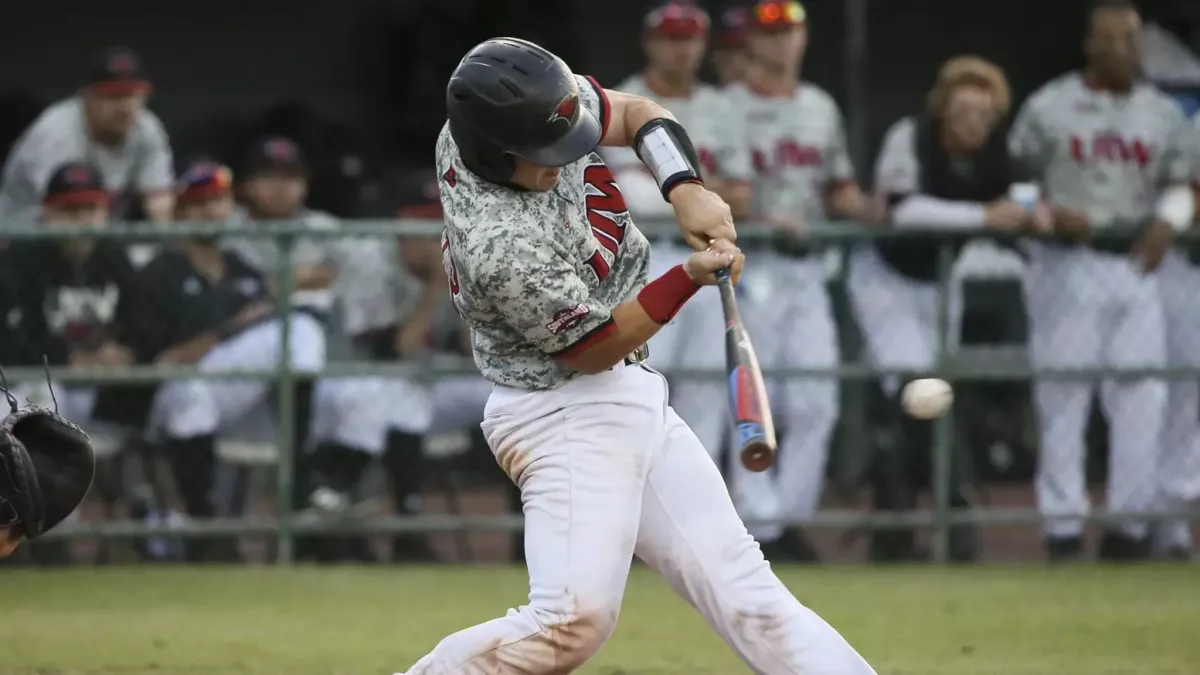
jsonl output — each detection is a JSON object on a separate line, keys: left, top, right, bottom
{"left": 399, "top": 38, "right": 875, "bottom": 675}
{"left": 1009, "top": 0, "right": 1195, "bottom": 560}
{"left": 604, "top": 0, "right": 752, "bottom": 462}
{"left": 1153, "top": 110, "right": 1200, "bottom": 559}
{"left": 722, "top": 0, "right": 873, "bottom": 559}
{"left": 0, "top": 47, "right": 174, "bottom": 227}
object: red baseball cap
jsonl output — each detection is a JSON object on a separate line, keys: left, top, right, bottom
{"left": 644, "top": 1, "right": 711, "bottom": 38}
{"left": 748, "top": 0, "right": 807, "bottom": 31}
{"left": 177, "top": 161, "right": 234, "bottom": 204}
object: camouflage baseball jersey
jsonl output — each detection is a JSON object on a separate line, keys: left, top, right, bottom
{"left": 725, "top": 82, "right": 856, "bottom": 223}
{"left": 1009, "top": 73, "right": 1192, "bottom": 227}
{"left": 1191, "top": 112, "right": 1200, "bottom": 185}
{"left": 604, "top": 75, "right": 751, "bottom": 181}
{"left": 0, "top": 96, "right": 173, "bottom": 225}
{"left": 438, "top": 75, "right": 651, "bottom": 390}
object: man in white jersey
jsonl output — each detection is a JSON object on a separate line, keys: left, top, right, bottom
{"left": 1009, "top": 0, "right": 1195, "bottom": 561}
{"left": 398, "top": 38, "right": 875, "bottom": 675}
{"left": 1153, "top": 110, "right": 1200, "bottom": 560}
{"left": 605, "top": 0, "right": 752, "bottom": 469}
{"left": 0, "top": 47, "right": 174, "bottom": 226}
{"left": 723, "top": 0, "right": 873, "bottom": 561}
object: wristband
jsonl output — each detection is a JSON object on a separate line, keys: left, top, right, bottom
{"left": 1155, "top": 185, "right": 1195, "bottom": 232}
{"left": 633, "top": 118, "right": 703, "bottom": 201}
{"left": 637, "top": 264, "right": 700, "bottom": 325}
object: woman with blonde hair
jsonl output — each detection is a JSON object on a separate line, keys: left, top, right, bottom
{"left": 846, "top": 55, "right": 1050, "bottom": 562}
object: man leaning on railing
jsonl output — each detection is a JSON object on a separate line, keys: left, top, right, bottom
{"left": 847, "top": 56, "right": 1050, "bottom": 563}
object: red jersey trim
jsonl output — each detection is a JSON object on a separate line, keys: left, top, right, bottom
{"left": 583, "top": 76, "right": 611, "bottom": 140}
{"left": 550, "top": 317, "right": 617, "bottom": 359}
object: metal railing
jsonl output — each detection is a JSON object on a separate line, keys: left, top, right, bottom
{"left": 4, "top": 218, "right": 1194, "bottom": 563}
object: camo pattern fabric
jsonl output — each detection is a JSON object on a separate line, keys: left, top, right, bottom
{"left": 437, "top": 75, "right": 651, "bottom": 389}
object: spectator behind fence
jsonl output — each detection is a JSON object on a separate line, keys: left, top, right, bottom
{"left": 130, "top": 161, "right": 327, "bottom": 563}
{"left": 1, "top": 162, "right": 140, "bottom": 566}
{"left": 603, "top": 0, "right": 751, "bottom": 479}
{"left": 307, "top": 169, "right": 492, "bottom": 563}
{"left": 846, "top": 56, "right": 1050, "bottom": 562}
{"left": 1152, "top": 110, "right": 1200, "bottom": 560}
{"left": 1009, "top": 0, "right": 1195, "bottom": 562}
{"left": 722, "top": 0, "right": 874, "bottom": 562}
{"left": 0, "top": 47, "right": 174, "bottom": 229}
{"left": 712, "top": 4, "right": 750, "bottom": 87}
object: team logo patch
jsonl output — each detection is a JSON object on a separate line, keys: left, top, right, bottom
{"left": 547, "top": 94, "right": 579, "bottom": 125}
{"left": 547, "top": 304, "right": 590, "bottom": 335}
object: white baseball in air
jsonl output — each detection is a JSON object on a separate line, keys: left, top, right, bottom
{"left": 901, "top": 378, "right": 954, "bottom": 420}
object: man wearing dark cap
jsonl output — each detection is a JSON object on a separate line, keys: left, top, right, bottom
{"left": 0, "top": 161, "right": 142, "bottom": 564}
{"left": 225, "top": 137, "right": 339, "bottom": 306}
{"left": 712, "top": 5, "right": 750, "bottom": 87}
{"left": 130, "top": 160, "right": 325, "bottom": 561}
{"left": 0, "top": 47, "right": 174, "bottom": 227}
{"left": 603, "top": 0, "right": 752, "bottom": 472}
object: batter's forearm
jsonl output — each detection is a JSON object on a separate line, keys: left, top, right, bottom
{"left": 557, "top": 265, "right": 699, "bottom": 374}
{"left": 600, "top": 90, "right": 677, "bottom": 148}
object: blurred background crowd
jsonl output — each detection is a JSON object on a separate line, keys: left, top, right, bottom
{"left": 1, "top": 0, "right": 1199, "bottom": 568}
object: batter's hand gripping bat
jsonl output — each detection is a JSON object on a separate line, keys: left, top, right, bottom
{"left": 714, "top": 268, "right": 777, "bottom": 472}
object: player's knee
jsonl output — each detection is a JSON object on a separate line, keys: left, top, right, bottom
{"left": 527, "top": 600, "right": 619, "bottom": 669}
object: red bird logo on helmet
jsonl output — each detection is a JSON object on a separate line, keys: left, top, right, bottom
{"left": 547, "top": 94, "right": 579, "bottom": 125}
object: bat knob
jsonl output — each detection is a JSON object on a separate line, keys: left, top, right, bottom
{"left": 740, "top": 441, "right": 775, "bottom": 473}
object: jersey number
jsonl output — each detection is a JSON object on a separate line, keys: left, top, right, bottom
{"left": 583, "top": 164, "right": 629, "bottom": 281}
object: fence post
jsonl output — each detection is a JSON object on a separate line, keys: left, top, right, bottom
{"left": 930, "top": 237, "right": 955, "bottom": 563}
{"left": 273, "top": 231, "right": 297, "bottom": 565}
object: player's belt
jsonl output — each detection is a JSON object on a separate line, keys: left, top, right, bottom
{"left": 624, "top": 344, "right": 650, "bottom": 366}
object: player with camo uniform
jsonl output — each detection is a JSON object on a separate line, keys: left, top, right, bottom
{"left": 399, "top": 37, "right": 875, "bottom": 675}
{"left": 1153, "top": 109, "right": 1200, "bottom": 560}
{"left": 605, "top": 0, "right": 752, "bottom": 466}
{"left": 1009, "top": 0, "right": 1195, "bottom": 561}
{"left": 722, "top": 0, "right": 874, "bottom": 561}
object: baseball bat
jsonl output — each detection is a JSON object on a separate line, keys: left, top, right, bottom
{"left": 714, "top": 268, "right": 777, "bottom": 472}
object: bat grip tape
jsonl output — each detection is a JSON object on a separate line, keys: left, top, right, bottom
{"left": 637, "top": 265, "right": 700, "bottom": 324}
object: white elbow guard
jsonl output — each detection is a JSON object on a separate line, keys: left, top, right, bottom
{"left": 1156, "top": 185, "right": 1195, "bottom": 232}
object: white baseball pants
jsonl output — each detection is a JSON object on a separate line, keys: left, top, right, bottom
{"left": 153, "top": 315, "right": 327, "bottom": 439}
{"left": 1155, "top": 250, "right": 1200, "bottom": 551}
{"left": 399, "top": 365, "right": 875, "bottom": 675}
{"left": 1024, "top": 243, "right": 1167, "bottom": 539}
{"left": 733, "top": 252, "right": 839, "bottom": 542}
{"left": 645, "top": 237, "right": 728, "bottom": 459}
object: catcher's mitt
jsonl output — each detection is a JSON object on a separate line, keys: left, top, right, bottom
{"left": 0, "top": 370, "right": 95, "bottom": 539}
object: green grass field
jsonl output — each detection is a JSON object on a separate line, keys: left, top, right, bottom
{"left": 1, "top": 565, "right": 1196, "bottom": 674}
